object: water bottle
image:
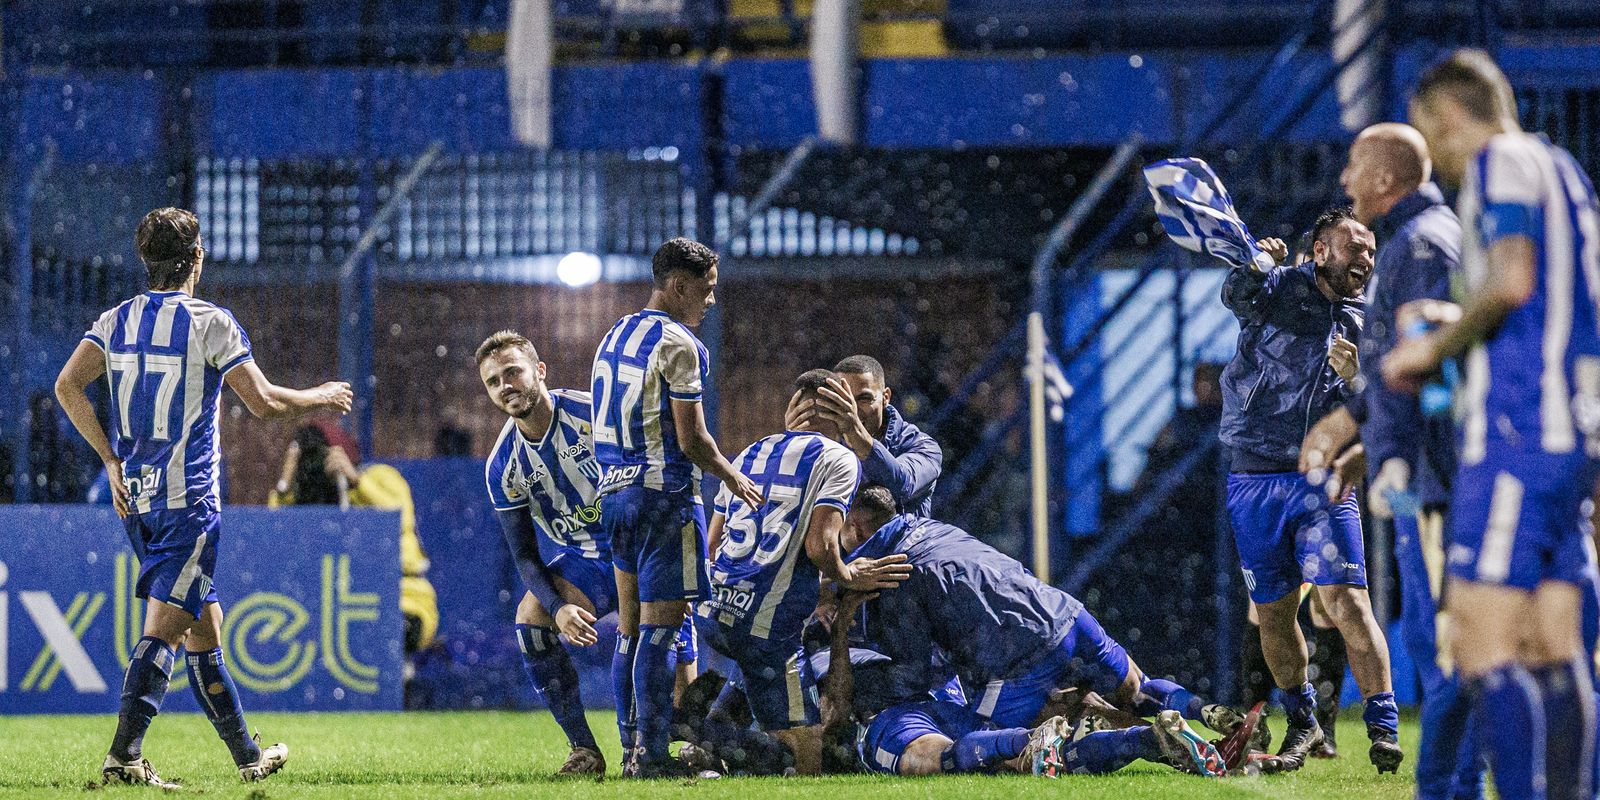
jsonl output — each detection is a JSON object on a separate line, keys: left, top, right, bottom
{"left": 1405, "top": 319, "right": 1458, "bottom": 418}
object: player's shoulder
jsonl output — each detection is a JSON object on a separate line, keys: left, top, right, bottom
{"left": 486, "top": 417, "right": 520, "bottom": 468}
{"left": 654, "top": 316, "right": 704, "bottom": 350}
{"left": 812, "top": 434, "right": 859, "bottom": 463}
{"left": 177, "top": 295, "right": 242, "bottom": 328}
{"left": 1480, "top": 133, "right": 1556, "bottom": 185}
{"left": 551, "top": 388, "right": 595, "bottom": 423}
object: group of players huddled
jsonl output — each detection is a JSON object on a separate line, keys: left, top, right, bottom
{"left": 55, "top": 46, "right": 1599, "bottom": 796}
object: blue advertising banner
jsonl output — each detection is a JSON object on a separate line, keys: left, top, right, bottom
{"left": 0, "top": 505, "right": 402, "bottom": 714}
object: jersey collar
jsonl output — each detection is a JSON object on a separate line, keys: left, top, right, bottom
{"left": 514, "top": 391, "right": 560, "bottom": 449}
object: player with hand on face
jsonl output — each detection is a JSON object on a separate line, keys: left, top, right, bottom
{"left": 478, "top": 329, "right": 698, "bottom": 777}
{"left": 591, "top": 238, "right": 764, "bottom": 777}
{"left": 57, "top": 208, "right": 352, "bottom": 788}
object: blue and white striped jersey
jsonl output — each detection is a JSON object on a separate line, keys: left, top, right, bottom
{"left": 589, "top": 309, "right": 710, "bottom": 495}
{"left": 701, "top": 432, "right": 860, "bottom": 641}
{"left": 483, "top": 389, "right": 608, "bottom": 560}
{"left": 84, "top": 290, "right": 253, "bottom": 512}
{"left": 1455, "top": 133, "right": 1600, "bottom": 463}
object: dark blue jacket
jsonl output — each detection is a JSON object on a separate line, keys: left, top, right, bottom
{"left": 1345, "top": 184, "right": 1460, "bottom": 507}
{"left": 1219, "top": 261, "right": 1365, "bottom": 470}
{"left": 863, "top": 404, "right": 942, "bottom": 516}
{"left": 849, "top": 515, "right": 1084, "bottom": 704}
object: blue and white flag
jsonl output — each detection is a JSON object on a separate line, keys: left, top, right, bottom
{"left": 1144, "top": 157, "right": 1275, "bottom": 272}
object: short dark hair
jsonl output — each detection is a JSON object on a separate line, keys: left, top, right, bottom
{"left": 832, "top": 355, "right": 886, "bottom": 384}
{"left": 651, "top": 237, "right": 718, "bottom": 286}
{"left": 851, "top": 484, "right": 897, "bottom": 520}
{"left": 475, "top": 329, "right": 540, "bottom": 366}
{"left": 1310, "top": 206, "right": 1358, "bottom": 247}
{"left": 135, "top": 207, "right": 202, "bottom": 290}
{"left": 794, "top": 368, "right": 836, "bottom": 396}
{"left": 1413, "top": 48, "right": 1516, "bottom": 124}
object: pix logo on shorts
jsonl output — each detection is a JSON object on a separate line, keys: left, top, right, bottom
{"left": 0, "top": 553, "right": 382, "bottom": 695}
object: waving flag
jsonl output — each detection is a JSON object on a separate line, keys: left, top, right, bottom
{"left": 1144, "top": 158, "right": 1275, "bottom": 272}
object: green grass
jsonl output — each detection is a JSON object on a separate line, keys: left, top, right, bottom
{"left": 0, "top": 710, "right": 1420, "bottom": 799}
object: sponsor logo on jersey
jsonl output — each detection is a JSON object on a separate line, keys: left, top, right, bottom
{"left": 597, "top": 465, "right": 642, "bottom": 493}
{"left": 549, "top": 501, "right": 603, "bottom": 535}
{"left": 122, "top": 466, "right": 165, "bottom": 501}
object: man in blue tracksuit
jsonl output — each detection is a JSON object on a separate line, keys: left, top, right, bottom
{"left": 1305, "top": 124, "right": 1482, "bottom": 799}
{"left": 1219, "top": 205, "right": 1402, "bottom": 773}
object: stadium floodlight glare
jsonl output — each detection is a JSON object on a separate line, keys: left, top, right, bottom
{"left": 556, "top": 251, "right": 601, "bottom": 287}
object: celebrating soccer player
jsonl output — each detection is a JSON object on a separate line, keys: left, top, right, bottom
{"left": 1218, "top": 206, "right": 1402, "bottom": 772}
{"left": 1384, "top": 49, "right": 1600, "bottom": 800}
{"left": 55, "top": 208, "right": 352, "bottom": 787}
{"left": 590, "top": 237, "right": 764, "bottom": 777}
{"left": 698, "top": 369, "right": 912, "bottom": 774}
{"left": 476, "top": 329, "right": 696, "bottom": 776}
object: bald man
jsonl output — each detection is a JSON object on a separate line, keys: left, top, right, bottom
{"left": 1302, "top": 123, "right": 1481, "bottom": 798}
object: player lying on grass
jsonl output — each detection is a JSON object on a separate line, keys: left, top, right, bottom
{"left": 838, "top": 485, "right": 1266, "bottom": 762}
{"left": 477, "top": 329, "right": 697, "bottom": 777}
{"left": 57, "top": 207, "right": 352, "bottom": 788}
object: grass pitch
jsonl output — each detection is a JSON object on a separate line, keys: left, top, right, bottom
{"left": 2, "top": 710, "right": 1421, "bottom": 799}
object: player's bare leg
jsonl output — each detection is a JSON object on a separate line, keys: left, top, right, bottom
{"left": 772, "top": 725, "right": 824, "bottom": 775}
{"left": 1314, "top": 583, "right": 1400, "bottom": 772}
{"left": 1253, "top": 588, "right": 1324, "bottom": 771}
{"left": 516, "top": 580, "right": 605, "bottom": 776}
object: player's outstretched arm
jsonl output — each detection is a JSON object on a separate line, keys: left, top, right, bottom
{"left": 55, "top": 340, "right": 130, "bottom": 516}
{"left": 669, "top": 397, "right": 763, "bottom": 508}
{"left": 224, "top": 361, "right": 352, "bottom": 421}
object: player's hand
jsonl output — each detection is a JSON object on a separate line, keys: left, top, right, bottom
{"left": 727, "top": 471, "right": 765, "bottom": 509}
{"left": 1367, "top": 457, "right": 1412, "bottom": 519}
{"left": 1381, "top": 335, "right": 1442, "bottom": 395}
{"left": 1395, "top": 299, "right": 1462, "bottom": 334}
{"left": 1328, "top": 335, "right": 1359, "bottom": 382}
{"left": 782, "top": 389, "right": 807, "bottom": 431}
{"left": 316, "top": 381, "right": 354, "bottom": 414}
{"left": 554, "top": 604, "right": 599, "bottom": 647}
{"left": 816, "top": 377, "right": 875, "bottom": 458}
{"left": 1299, "top": 406, "right": 1358, "bottom": 475}
{"left": 842, "top": 554, "right": 912, "bottom": 592}
{"left": 1326, "top": 443, "right": 1366, "bottom": 503}
{"left": 104, "top": 458, "right": 131, "bottom": 519}
{"left": 1256, "top": 237, "right": 1290, "bottom": 265}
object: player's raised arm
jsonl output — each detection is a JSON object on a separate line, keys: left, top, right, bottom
{"left": 224, "top": 361, "right": 352, "bottom": 421}
{"left": 55, "top": 340, "right": 130, "bottom": 516}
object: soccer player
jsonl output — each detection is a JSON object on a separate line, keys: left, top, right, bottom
{"left": 478, "top": 329, "right": 691, "bottom": 776}
{"left": 54, "top": 207, "right": 352, "bottom": 787}
{"left": 1219, "top": 206, "right": 1402, "bottom": 772}
{"left": 1383, "top": 49, "right": 1600, "bottom": 800}
{"left": 788, "top": 355, "right": 942, "bottom": 515}
{"left": 837, "top": 485, "right": 1257, "bottom": 767}
{"left": 698, "top": 369, "right": 912, "bottom": 774}
{"left": 1302, "top": 123, "right": 1483, "bottom": 797}
{"left": 590, "top": 237, "right": 764, "bottom": 777}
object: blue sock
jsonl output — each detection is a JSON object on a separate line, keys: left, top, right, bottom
{"left": 1059, "top": 727, "right": 1156, "bottom": 775}
{"left": 185, "top": 649, "right": 262, "bottom": 767}
{"left": 110, "top": 637, "right": 176, "bottom": 762}
{"left": 516, "top": 625, "right": 598, "bottom": 751}
{"left": 1133, "top": 678, "right": 1206, "bottom": 722}
{"left": 613, "top": 634, "right": 637, "bottom": 762}
{"left": 940, "top": 728, "right": 1032, "bottom": 773}
{"left": 633, "top": 625, "right": 679, "bottom": 768}
{"left": 1282, "top": 682, "right": 1318, "bottom": 727}
{"left": 1470, "top": 664, "right": 1544, "bottom": 800}
{"left": 1531, "top": 659, "right": 1595, "bottom": 800}
{"left": 1363, "top": 691, "right": 1400, "bottom": 737}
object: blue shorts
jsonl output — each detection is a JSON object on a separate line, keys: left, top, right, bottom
{"left": 1448, "top": 452, "right": 1600, "bottom": 591}
{"left": 702, "top": 625, "right": 818, "bottom": 730}
{"left": 861, "top": 700, "right": 982, "bottom": 775}
{"left": 970, "top": 611, "right": 1130, "bottom": 728}
{"left": 124, "top": 504, "right": 221, "bottom": 620}
{"left": 602, "top": 486, "right": 709, "bottom": 603}
{"left": 544, "top": 549, "right": 696, "bottom": 659}
{"left": 1226, "top": 471, "right": 1367, "bottom": 604}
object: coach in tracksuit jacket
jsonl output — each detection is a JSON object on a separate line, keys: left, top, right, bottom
{"left": 1307, "top": 125, "right": 1480, "bottom": 800}
{"left": 1219, "top": 205, "right": 1402, "bottom": 772}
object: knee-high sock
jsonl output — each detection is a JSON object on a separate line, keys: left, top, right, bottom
{"left": 1132, "top": 678, "right": 1206, "bottom": 722}
{"left": 110, "top": 637, "right": 177, "bottom": 763}
{"left": 940, "top": 729, "right": 1032, "bottom": 773}
{"left": 516, "top": 625, "right": 597, "bottom": 751}
{"left": 1531, "top": 658, "right": 1595, "bottom": 800}
{"left": 1242, "top": 620, "right": 1274, "bottom": 707}
{"left": 1469, "top": 664, "right": 1545, "bottom": 800}
{"left": 1309, "top": 624, "right": 1347, "bottom": 738}
{"left": 613, "top": 634, "right": 637, "bottom": 760}
{"left": 185, "top": 649, "right": 262, "bottom": 767}
{"left": 633, "top": 625, "right": 679, "bottom": 767}
{"left": 1060, "top": 727, "right": 1159, "bottom": 775}
{"left": 693, "top": 717, "right": 793, "bottom": 775}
